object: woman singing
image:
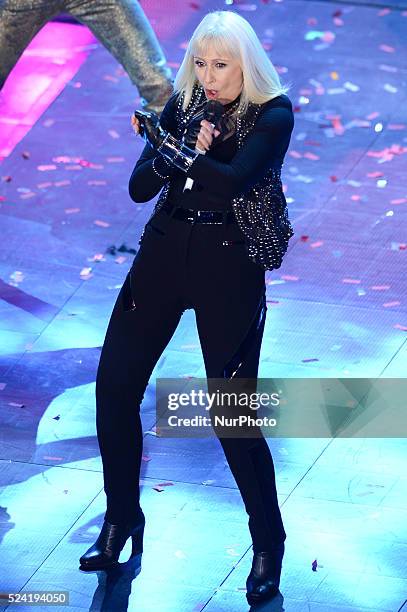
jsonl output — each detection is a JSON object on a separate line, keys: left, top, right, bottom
{"left": 80, "top": 10, "right": 294, "bottom": 605}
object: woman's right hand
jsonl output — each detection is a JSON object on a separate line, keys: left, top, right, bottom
{"left": 131, "top": 114, "right": 140, "bottom": 135}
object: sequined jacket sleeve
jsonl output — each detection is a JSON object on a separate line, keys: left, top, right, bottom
{"left": 128, "top": 94, "right": 178, "bottom": 203}
{"left": 187, "top": 102, "right": 294, "bottom": 198}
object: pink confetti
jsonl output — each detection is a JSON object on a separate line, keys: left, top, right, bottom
{"left": 281, "top": 275, "right": 299, "bottom": 281}
{"left": 390, "top": 198, "right": 407, "bottom": 204}
{"left": 394, "top": 324, "right": 407, "bottom": 331}
{"left": 156, "top": 481, "right": 174, "bottom": 487}
{"left": 20, "top": 192, "right": 36, "bottom": 199}
{"left": 342, "top": 278, "right": 361, "bottom": 284}
{"left": 94, "top": 219, "right": 110, "bottom": 227}
{"left": 65, "top": 207, "right": 80, "bottom": 214}
{"left": 37, "top": 165, "right": 57, "bottom": 171}
{"left": 322, "top": 31, "right": 335, "bottom": 43}
{"left": 0, "top": 383, "right": 6, "bottom": 390}
{"left": 304, "top": 152, "right": 320, "bottom": 160}
{"left": 331, "top": 116, "right": 344, "bottom": 134}
{"left": 103, "top": 75, "right": 119, "bottom": 83}
{"left": 115, "top": 256, "right": 127, "bottom": 264}
{"left": 383, "top": 301, "right": 400, "bottom": 308}
{"left": 142, "top": 455, "right": 151, "bottom": 462}
{"left": 106, "top": 156, "right": 125, "bottom": 163}
{"left": 379, "top": 44, "right": 395, "bottom": 53}
{"left": 108, "top": 129, "right": 120, "bottom": 139}
{"left": 351, "top": 195, "right": 361, "bottom": 201}
{"left": 378, "top": 8, "right": 391, "bottom": 16}
{"left": 310, "top": 241, "right": 323, "bottom": 248}
{"left": 367, "top": 112, "right": 380, "bottom": 120}
{"left": 371, "top": 285, "right": 390, "bottom": 290}
{"left": 367, "top": 172, "right": 384, "bottom": 178}
{"left": 88, "top": 180, "right": 107, "bottom": 186}
{"left": 9, "top": 402, "right": 25, "bottom": 408}
{"left": 289, "top": 151, "right": 302, "bottom": 158}
{"left": 37, "top": 182, "right": 53, "bottom": 188}
{"left": 54, "top": 180, "right": 71, "bottom": 187}
{"left": 388, "top": 124, "right": 406, "bottom": 130}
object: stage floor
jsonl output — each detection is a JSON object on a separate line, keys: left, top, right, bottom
{"left": 0, "top": 0, "right": 406, "bottom": 610}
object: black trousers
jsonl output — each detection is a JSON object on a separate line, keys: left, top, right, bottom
{"left": 96, "top": 208, "right": 286, "bottom": 552}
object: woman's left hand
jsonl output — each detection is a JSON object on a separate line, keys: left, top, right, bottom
{"left": 196, "top": 119, "right": 220, "bottom": 153}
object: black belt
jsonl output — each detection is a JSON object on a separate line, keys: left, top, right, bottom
{"left": 161, "top": 201, "right": 235, "bottom": 224}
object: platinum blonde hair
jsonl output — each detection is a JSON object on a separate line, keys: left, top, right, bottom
{"left": 173, "top": 10, "right": 290, "bottom": 114}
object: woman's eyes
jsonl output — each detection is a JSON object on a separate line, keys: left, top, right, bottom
{"left": 194, "top": 61, "right": 227, "bottom": 68}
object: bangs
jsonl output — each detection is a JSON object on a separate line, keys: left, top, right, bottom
{"left": 191, "top": 31, "right": 239, "bottom": 60}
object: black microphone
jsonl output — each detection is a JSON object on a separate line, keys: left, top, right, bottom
{"left": 183, "top": 100, "right": 224, "bottom": 191}
{"left": 204, "top": 100, "right": 224, "bottom": 129}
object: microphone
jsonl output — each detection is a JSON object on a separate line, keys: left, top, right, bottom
{"left": 183, "top": 100, "right": 224, "bottom": 192}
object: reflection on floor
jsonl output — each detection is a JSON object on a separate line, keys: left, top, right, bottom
{"left": 0, "top": 0, "right": 406, "bottom": 610}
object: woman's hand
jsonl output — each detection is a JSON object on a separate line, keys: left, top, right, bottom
{"left": 196, "top": 119, "right": 220, "bottom": 153}
{"left": 131, "top": 114, "right": 140, "bottom": 135}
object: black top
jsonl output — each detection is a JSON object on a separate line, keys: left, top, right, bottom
{"left": 129, "top": 92, "right": 294, "bottom": 211}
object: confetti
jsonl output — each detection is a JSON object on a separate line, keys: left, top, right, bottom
{"left": 379, "top": 44, "right": 395, "bottom": 53}
{"left": 115, "top": 256, "right": 127, "bottom": 264}
{"left": 65, "top": 208, "right": 80, "bottom": 214}
{"left": 312, "top": 559, "right": 318, "bottom": 571}
{"left": 88, "top": 180, "right": 107, "bottom": 186}
{"left": 37, "top": 165, "right": 57, "bottom": 171}
{"left": 383, "top": 302, "right": 400, "bottom": 308}
{"left": 22, "top": 151, "right": 30, "bottom": 159}
{"left": 108, "top": 129, "right": 120, "bottom": 139}
{"left": 302, "top": 358, "right": 319, "bottom": 363}
{"left": 342, "top": 278, "right": 361, "bottom": 284}
{"left": 10, "top": 271, "right": 24, "bottom": 283}
{"left": 80, "top": 267, "right": 92, "bottom": 278}
{"left": 394, "top": 324, "right": 407, "bottom": 331}
{"left": 94, "top": 219, "right": 110, "bottom": 227}
{"left": 281, "top": 275, "right": 299, "bottom": 281}
{"left": 0, "top": 383, "right": 6, "bottom": 390}
{"left": 310, "top": 241, "right": 323, "bottom": 248}
{"left": 304, "top": 152, "right": 320, "bottom": 160}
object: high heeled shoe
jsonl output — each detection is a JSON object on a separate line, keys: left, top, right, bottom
{"left": 79, "top": 514, "right": 145, "bottom": 571}
{"left": 246, "top": 542, "right": 284, "bottom": 605}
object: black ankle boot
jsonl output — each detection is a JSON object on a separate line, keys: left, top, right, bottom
{"left": 246, "top": 542, "right": 284, "bottom": 605}
{"left": 79, "top": 514, "right": 145, "bottom": 571}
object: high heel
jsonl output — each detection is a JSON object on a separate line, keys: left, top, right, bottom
{"left": 246, "top": 542, "right": 284, "bottom": 605}
{"left": 79, "top": 514, "right": 145, "bottom": 571}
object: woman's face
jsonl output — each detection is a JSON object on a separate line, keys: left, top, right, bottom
{"left": 193, "top": 44, "right": 243, "bottom": 105}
